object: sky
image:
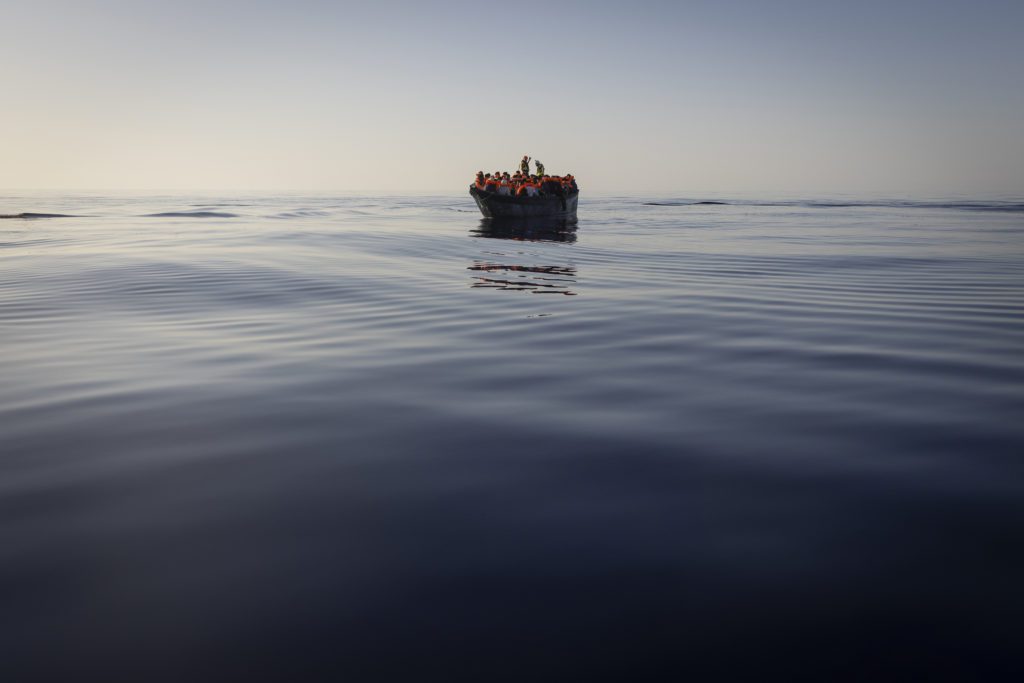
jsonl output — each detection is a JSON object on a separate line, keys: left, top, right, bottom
{"left": 2, "top": 0, "right": 1023, "bottom": 195}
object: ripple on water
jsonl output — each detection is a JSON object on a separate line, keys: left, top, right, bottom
{"left": 1, "top": 194, "right": 1023, "bottom": 679}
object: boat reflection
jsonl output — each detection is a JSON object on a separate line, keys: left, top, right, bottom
{"left": 468, "top": 262, "right": 577, "bottom": 295}
{"left": 470, "top": 217, "right": 578, "bottom": 244}
{"left": 468, "top": 219, "right": 579, "bottom": 295}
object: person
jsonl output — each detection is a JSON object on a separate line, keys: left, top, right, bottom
{"left": 519, "top": 155, "right": 531, "bottom": 175}
{"left": 524, "top": 177, "right": 540, "bottom": 197}
{"left": 475, "top": 171, "right": 486, "bottom": 190}
{"left": 541, "top": 175, "right": 562, "bottom": 196}
{"left": 484, "top": 173, "right": 500, "bottom": 192}
{"left": 497, "top": 175, "right": 512, "bottom": 196}
{"left": 515, "top": 175, "right": 537, "bottom": 197}
{"left": 534, "top": 160, "right": 545, "bottom": 176}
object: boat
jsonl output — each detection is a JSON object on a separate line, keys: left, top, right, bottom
{"left": 469, "top": 185, "right": 579, "bottom": 220}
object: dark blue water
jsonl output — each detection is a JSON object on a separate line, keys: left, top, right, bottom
{"left": 2, "top": 194, "right": 1023, "bottom": 680}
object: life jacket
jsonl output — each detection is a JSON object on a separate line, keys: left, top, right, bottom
{"left": 485, "top": 178, "right": 499, "bottom": 191}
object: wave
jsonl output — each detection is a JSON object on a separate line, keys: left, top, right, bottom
{"left": 643, "top": 201, "right": 729, "bottom": 206}
{"left": 641, "top": 200, "right": 1024, "bottom": 212}
{"left": 190, "top": 203, "right": 253, "bottom": 208}
{"left": 268, "top": 210, "right": 331, "bottom": 219}
{"left": 145, "top": 211, "right": 238, "bottom": 218}
{"left": 0, "top": 212, "right": 77, "bottom": 219}
{"left": 769, "top": 201, "right": 1024, "bottom": 212}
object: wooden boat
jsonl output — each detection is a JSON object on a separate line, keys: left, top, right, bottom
{"left": 469, "top": 185, "right": 579, "bottom": 220}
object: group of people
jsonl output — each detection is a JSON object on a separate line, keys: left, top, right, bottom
{"left": 474, "top": 156, "right": 578, "bottom": 198}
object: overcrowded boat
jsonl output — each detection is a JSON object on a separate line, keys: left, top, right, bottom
{"left": 470, "top": 156, "right": 579, "bottom": 220}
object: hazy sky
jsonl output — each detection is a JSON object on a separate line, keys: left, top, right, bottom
{"left": 3, "top": 0, "right": 1022, "bottom": 194}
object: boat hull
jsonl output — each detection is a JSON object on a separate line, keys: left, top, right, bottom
{"left": 470, "top": 185, "right": 579, "bottom": 220}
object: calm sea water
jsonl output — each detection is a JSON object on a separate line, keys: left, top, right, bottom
{"left": 2, "top": 193, "right": 1023, "bottom": 680}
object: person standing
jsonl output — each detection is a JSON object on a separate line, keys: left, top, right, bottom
{"left": 519, "top": 155, "right": 531, "bottom": 175}
{"left": 534, "top": 159, "right": 545, "bottom": 176}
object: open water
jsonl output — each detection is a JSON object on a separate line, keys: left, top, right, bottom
{"left": 2, "top": 193, "right": 1023, "bottom": 680}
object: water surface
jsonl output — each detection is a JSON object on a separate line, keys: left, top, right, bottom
{"left": 2, "top": 193, "right": 1023, "bottom": 680}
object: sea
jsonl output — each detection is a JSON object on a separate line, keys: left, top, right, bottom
{"left": 2, "top": 193, "right": 1023, "bottom": 680}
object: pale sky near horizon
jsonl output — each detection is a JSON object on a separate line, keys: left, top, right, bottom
{"left": 3, "top": 0, "right": 1023, "bottom": 195}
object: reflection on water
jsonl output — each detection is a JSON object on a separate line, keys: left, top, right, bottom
{"left": 469, "top": 262, "right": 578, "bottom": 295}
{"left": 470, "top": 218, "right": 578, "bottom": 243}
{"left": 468, "top": 219, "right": 579, "bottom": 295}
